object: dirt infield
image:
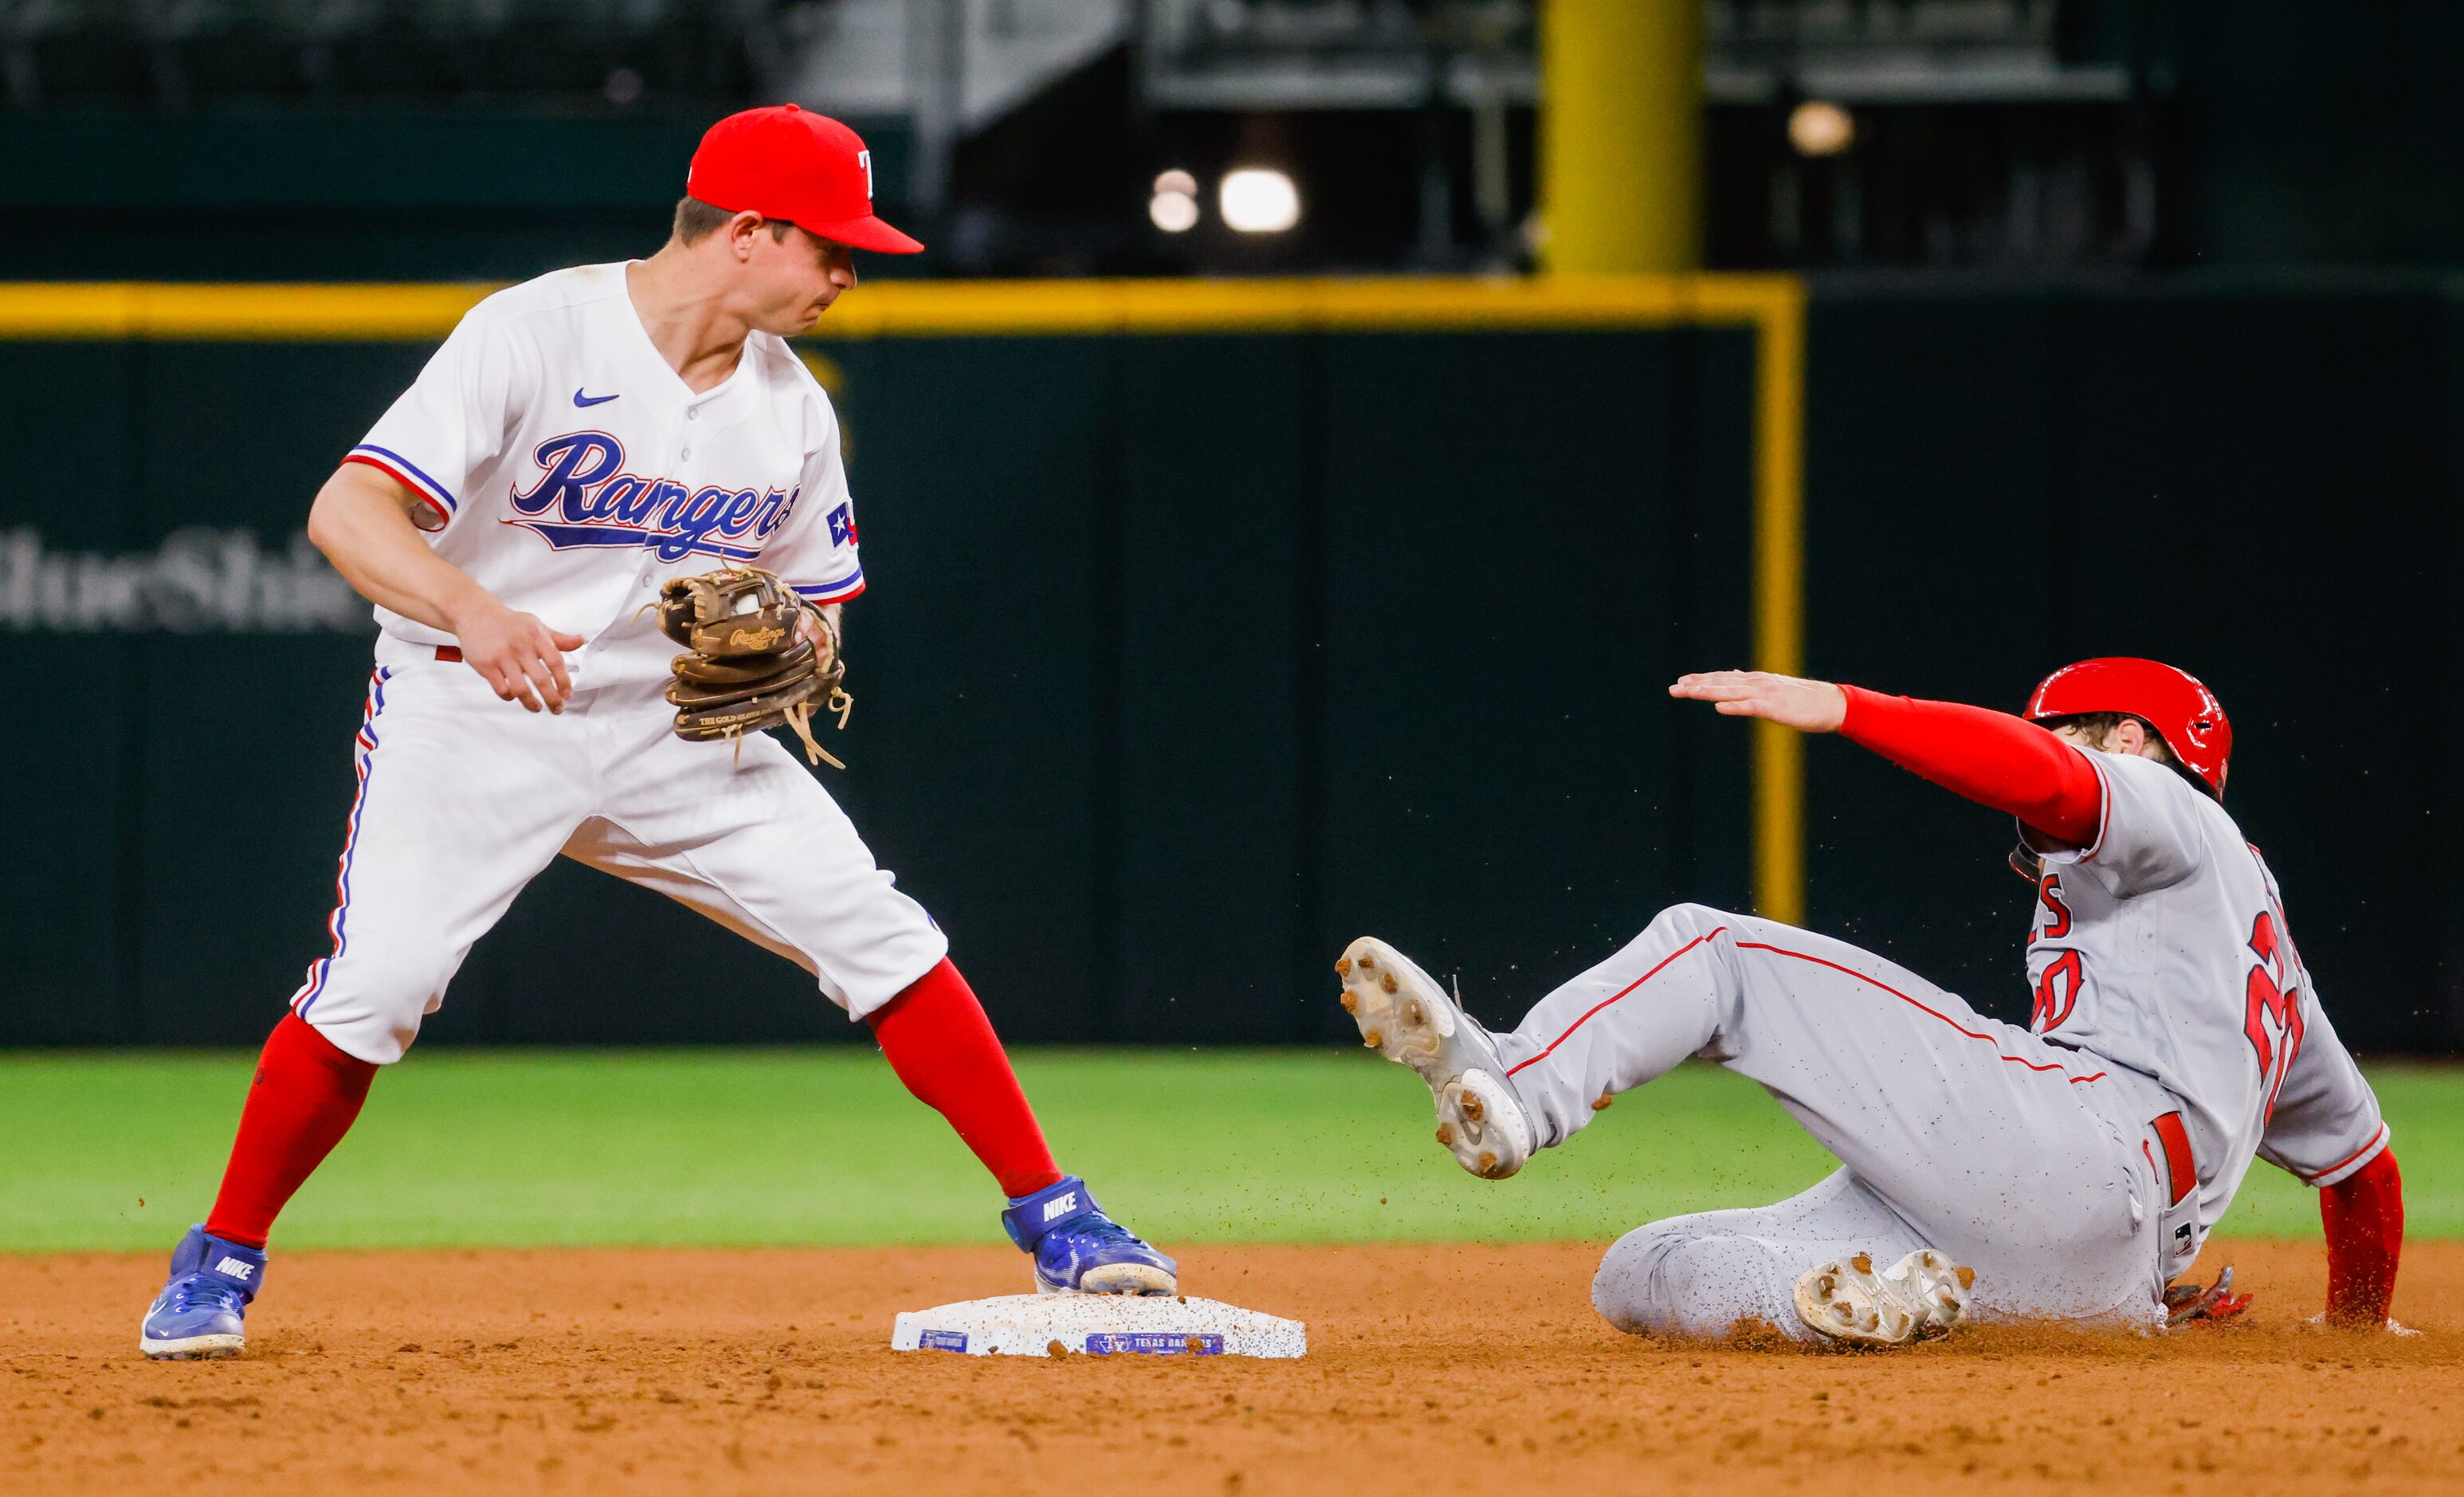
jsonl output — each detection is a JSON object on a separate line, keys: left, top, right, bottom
{"left": 12, "top": 1240, "right": 2460, "bottom": 1495}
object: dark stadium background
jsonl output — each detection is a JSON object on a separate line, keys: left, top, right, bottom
{"left": 4, "top": 0, "right": 2460, "bottom": 1055}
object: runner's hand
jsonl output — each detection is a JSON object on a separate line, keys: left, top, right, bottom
{"left": 1669, "top": 670, "right": 1848, "bottom": 733}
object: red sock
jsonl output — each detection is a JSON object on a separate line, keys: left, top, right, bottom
{"left": 865, "top": 958, "right": 1063, "bottom": 1200}
{"left": 2322, "top": 1147, "right": 2404, "bottom": 1326}
{"left": 204, "top": 1011, "right": 379, "bottom": 1250}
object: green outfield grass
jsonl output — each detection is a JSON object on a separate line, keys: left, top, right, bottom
{"left": 1, "top": 1049, "right": 2454, "bottom": 1252}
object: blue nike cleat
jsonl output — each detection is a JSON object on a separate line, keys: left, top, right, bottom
{"left": 1001, "top": 1177, "right": 1178, "bottom": 1296}
{"left": 139, "top": 1225, "right": 265, "bottom": 1360}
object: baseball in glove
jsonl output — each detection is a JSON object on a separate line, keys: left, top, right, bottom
{"left": 655, "top": 566, "right": 852, "bottom": 768}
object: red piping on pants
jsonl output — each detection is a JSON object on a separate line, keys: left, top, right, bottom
{"left": 1738, "top": 941, "right": 2107, "bottom": 1084}
{"left": 1509, "top": 928, "right": 2109, "bottom": 1087}
{"left": 1505, "top": 929, "right": 1727, "bottom": 1077}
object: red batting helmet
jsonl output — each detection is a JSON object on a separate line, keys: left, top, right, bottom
{"left": 2023, "top": 657, "right": 2232, "bottom": 797}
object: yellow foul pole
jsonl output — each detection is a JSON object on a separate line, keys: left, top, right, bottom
{"left": 1541, "top": 2, "right": 1804, "bottom": 924}
{"left": 1539, "top": 0, "right": 1704, "bottom": 273}
{"left": 1748, "top": 289, "right": 1807, "bottom": 926}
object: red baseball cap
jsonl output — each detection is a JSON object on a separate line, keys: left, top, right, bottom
{"left": 686, "top": 104, "right": 924, "bottom": 254}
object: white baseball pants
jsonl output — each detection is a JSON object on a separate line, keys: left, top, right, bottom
{"left": 1495, "top": 905, "right": 2170, "bottom": 1340}
{"left": 288, "top": 656, "right": 948, "bottom": 1064}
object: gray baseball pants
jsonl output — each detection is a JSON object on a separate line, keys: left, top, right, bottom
{"left": 1491, "top": 905, "right": 2171, "bottom": 1341}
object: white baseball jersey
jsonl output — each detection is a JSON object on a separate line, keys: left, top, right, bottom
{"left": 2023, "top": 752, "right": 2388, "bottom": 1240}
{"left": 288, "top": 263, "right": 945, "bottom": 1065}
{"left": 344, "top": 262, "right": 865, "bottom": 687}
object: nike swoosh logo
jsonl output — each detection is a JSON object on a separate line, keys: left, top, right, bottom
{"left": 573, "top": 389, "right": 619, "bottom": 407}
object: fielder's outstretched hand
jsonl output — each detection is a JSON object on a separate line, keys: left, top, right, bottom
{"left": 1669, "top": 670, "right": 1849, "bottom": 733}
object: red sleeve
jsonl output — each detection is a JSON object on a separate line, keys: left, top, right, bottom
{"left": 1837, "top": 685, "right": 2104, "bottom": 846}
{"left": 2321, "top": 1146, "right": 2403, "bottom": 1326}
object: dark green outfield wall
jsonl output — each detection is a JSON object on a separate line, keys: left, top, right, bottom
{"left": 1801, "top": 281, "right": 2464, "bottom": 1058}
{"left": 0, "top": 112, "right": 910, "bottom": 282}
{"left": 4, "top": 284, "right": 2459, "bottom": 1051}
{"left": 0, "top": 326, "right": 1757, "bottom": 1048}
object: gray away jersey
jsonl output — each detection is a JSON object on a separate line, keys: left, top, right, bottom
{"left": 2023, "top": 751, "right": 2389, "bottom": 1242}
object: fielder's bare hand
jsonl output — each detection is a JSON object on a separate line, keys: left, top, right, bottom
{"left": 1669, "top": 670, "right": 1848, "bottom": 733}
{"left": 305, "top": 461, "right": 584, "bottom": 713}
{"left": 445, "top": 595, "right": 584, "bottom": 713}
{"left": 796, "top": 600, "right": 842, "bottom": 670}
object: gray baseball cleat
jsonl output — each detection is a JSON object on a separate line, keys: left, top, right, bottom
{"left": 1336, "top": 937, "right": 1535, "bottom": 1180}
{"left": 1792, "top": 1248, "right": 1975, "bottom": 1347}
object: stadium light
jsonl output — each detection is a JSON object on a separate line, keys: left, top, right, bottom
{"left": 1219, "top": 168, "right": 1300, "bottom": 234}
{"left": 1149, "top": 190, "right": 1199, "bottom": 234}
{"left": 1788, "top": 100, "right": 1855, "bottom": 157}
{"left": 1149, "top": 167, "right": 1202, "bottom": 233}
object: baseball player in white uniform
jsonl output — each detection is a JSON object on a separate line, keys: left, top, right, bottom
{"left": 139, "top": 106, "right": 1174, "bottom": 1360}
{"left": 1340, "top": 658, "right": 2407, "bottom": 1345}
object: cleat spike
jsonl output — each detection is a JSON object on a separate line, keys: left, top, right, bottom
{"left": 1792, "top": 1248, "right": 1970, "bottom": 1347}
{"left": 1335, "top": 957, "right": 1353, "bottom": 977}
{"left": 1335, "top": 938, "right": 1532, "bottom": 1184}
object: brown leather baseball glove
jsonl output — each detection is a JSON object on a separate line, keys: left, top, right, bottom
{"left": 655, "top": 566, "right": 851, "bottom": 768}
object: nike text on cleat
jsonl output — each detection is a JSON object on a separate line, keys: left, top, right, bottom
{"left": 139, "top": 1226, "right": 266, "bottom": 1360}
{"left": 1000, "top": 1176, "right": 1178, "bottom": 1297}
{"left": 1336, "top": 936, "right": 1535, "bottom": 1181}
{"left": 1793, "top": 1248, "right": 1975, "bottom": 1347}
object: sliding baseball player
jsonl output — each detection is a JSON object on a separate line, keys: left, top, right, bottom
{"left": 1340, "top": 658, "right": 2404, "bottom": 1344}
